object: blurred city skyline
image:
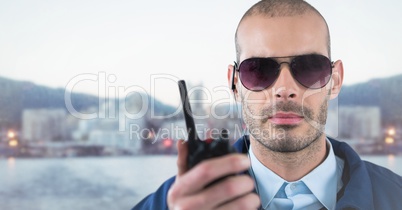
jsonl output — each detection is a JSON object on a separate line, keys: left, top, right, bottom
{"left": 1, "top": 73, "right": 402, "bottom": 157}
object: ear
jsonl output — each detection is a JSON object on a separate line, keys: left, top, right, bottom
{"left": 227, "top": 64, "right": 239, "bottom": 101}
{"left": 328, "top": 60, "right": 344, "bottom": 100}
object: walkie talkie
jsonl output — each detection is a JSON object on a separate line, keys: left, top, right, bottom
{"left": 178, "top": 80, "right": 237, "bottom": 170}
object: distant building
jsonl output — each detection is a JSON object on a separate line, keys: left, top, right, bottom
{"left": 158, "top": 120, "right": 186, "bottom": 140}
{"left": 327, "top": 106, "right": 381, "bottom": 141}
{"left": 22, "top": 109, "right": 68, "bottom": 141}
{"left": 207, "top": 103, "right": 243, "bottom": 142}
{"left": 71, "top": 99, "right": 145, "bottom": 154}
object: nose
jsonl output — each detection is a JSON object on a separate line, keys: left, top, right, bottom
{"left": 272, "top": 63, "right": 299, "bottom": 101}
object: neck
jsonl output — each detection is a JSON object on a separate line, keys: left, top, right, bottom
{"left": 250, "top": 134, "right": 328, "bottom": 182}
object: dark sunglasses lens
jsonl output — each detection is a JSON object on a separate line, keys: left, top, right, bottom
{"left": 239, "top": 58, "right": 279, "bottom": 91}
{"left": 291, "top": 54, "right": 332, "bottom": 88}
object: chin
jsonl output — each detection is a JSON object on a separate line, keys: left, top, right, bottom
{"left": 257, "top": 128, "right": 323, "bottom": 153}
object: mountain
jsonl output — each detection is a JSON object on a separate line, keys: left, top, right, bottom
{"left": 0, "top": 77, "right": 99, "bottom": 129}
{"left": 1, "top": 74, "right": 401, "bottom": 129}
{"left": 0, "top": 77, "right": 176, "bottom": 129}
{"left": 337, "top": 74, "right": 402, "bottom": 126}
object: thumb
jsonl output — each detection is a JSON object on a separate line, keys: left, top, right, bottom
{"left": 176, "top": 139, "right": 188, "bottom": 176}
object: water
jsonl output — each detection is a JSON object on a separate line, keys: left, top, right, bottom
{"left": 0, "top": 155, "right": 401, "bottom": 210}
{"left": 0, "top": 156, "right": 177, "bottom": 210}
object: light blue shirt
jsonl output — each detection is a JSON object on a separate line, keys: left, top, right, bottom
{"left": 249, "top": 139, "right": 344, "bottom": 210}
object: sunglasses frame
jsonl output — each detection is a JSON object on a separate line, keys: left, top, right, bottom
{"left": 232, "top": 54, "right": 334, "bottom": 91}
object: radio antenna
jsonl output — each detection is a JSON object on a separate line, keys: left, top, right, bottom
{"left": 178, "top": 80, "right": 199, "bottom": 151}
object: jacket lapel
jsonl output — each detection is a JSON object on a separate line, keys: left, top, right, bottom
{"left": 233, "top": 136, "right": 375, "bottom": 210}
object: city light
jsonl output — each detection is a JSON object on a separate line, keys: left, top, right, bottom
{"left": 163, "top": 139, "right": 173, "bottom": 148}
{"left": 388, "top": 128, "right": 396, "bottom": 136}
{"left": 7, "top": 131, "right": 15, "bottom": 138}
{"left": 146, "top": 131, "right": 154, "bottom": 139}
{"left": 385, "top": 137, "right": 394, "bottom": 145}
{"left": 9, "top": 139, "right": 18, "bottom": 147}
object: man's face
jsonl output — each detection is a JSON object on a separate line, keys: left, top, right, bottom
{"left": 234, "top": 13, "right": 341, "bottom": 152}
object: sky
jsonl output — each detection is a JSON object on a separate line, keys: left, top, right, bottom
{"left": 1, "top": 0, "right": 402, "bottom": 106}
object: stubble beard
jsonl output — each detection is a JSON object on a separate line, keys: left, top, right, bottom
{"left": 242, "top": 99, "right": 328, "bottom": 153}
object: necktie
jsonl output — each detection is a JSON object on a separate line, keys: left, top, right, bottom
{"left": 268, "top": 182, "right": 324, "bottom": 210}
{"left": 270, "top": 183, "right": 293, "bottom": 210}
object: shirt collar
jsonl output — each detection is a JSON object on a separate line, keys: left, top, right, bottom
{"left": 248, "top": 145, "right": 284, "bottom": 209}
{"left": 301, "top": 139, "right": 339, "bottom": 210}
{"left": 249, "top": 138, "right": 343, "bottom": 210}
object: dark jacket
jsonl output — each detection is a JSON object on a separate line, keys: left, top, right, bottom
{"left": 132, "top": 136, "right": 402, "bottom": 210}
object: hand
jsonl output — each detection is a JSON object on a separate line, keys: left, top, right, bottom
{"left": 167, "top": 140, "right": 260, "bottom": 210}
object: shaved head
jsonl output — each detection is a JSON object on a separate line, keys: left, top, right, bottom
{"left": 235, "top": 0, "right": 331, "bottom": 62}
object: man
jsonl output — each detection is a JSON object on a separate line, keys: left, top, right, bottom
{"left": 133, "top": 0, "right": 402, "bottom": 209}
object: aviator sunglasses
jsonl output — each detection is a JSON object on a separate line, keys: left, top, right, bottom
{"left": 233, "top": 54, "right": 334, "bottom": 91}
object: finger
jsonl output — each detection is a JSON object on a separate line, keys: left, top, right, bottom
{"left": 191, "top": 175, "right": 255, "bottom": 209}
{"left": 175, "top": 154, "right": 250, "bottom": 196}
{"left": 216, "top": 193, "right": 260, "bottom": 210}
{"left": 176, "top": 139, "right": 188, "bottom": 176}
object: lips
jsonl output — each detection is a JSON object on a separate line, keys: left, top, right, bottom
{"left": 268, "top": 112, "right": 304, "bottom": 125}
